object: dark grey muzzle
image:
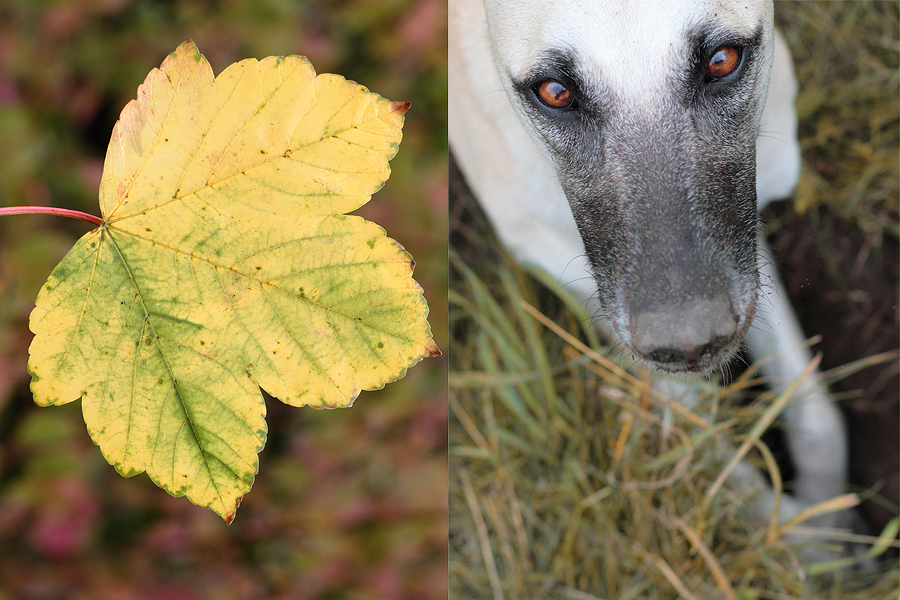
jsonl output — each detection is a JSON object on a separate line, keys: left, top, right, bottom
{"left": 564, "top": 111, "right": 760, "bottom": 374}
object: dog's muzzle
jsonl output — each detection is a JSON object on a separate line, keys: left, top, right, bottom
{"left": 599, "top": 207, "right": 759, "bottom": 375}
{"left": 566, "top": 134, "right": 759, "bottom": 375}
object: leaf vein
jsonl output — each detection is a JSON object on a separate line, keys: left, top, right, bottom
{"left": 260, "top": 283, "right": 349, "bottom": 403}
{"left": 106, "top": 229, "right": 228, "bottom": 509}
{"left": 108, "top": 64, "right": 183, "bottom": 221}
{"left": 44, "top": 231, "right": 105, "bottom": 400}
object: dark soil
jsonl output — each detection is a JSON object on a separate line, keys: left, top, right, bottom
{"left": 764, "top": 201, "right": 899, "bottom": 534}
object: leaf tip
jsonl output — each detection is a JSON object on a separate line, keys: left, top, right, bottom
{"left": 223, "top": 497, "right": 242, "bottom": 525}
{"left": 392, "top": 100, "right": 411, "bottom": 115}
{"left": 172, "top": 39, "right": 202, "bottom": 63}
{"left": 424, "top": 341, "right": 441, "bottom": 358}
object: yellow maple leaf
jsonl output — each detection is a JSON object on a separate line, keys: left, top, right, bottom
{"left": 27, "top": 40, "right": 438, "bottom": 523}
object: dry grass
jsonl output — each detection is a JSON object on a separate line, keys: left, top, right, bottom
{"left": 778, "top": 1, "right": 899, "bottom": 234}
{"left": 449, "top": 239, "right": 899, "bottom": 598}
{"left": 449, "top": 1, "right": 899, "bottom": 598}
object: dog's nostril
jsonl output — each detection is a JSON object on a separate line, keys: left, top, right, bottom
{"left": 648, "top": 348, "right": 689, "bottom": 365}
{"left": 630, "top": 299, "right": 738, "bottom": 369}
{"left": 647, "top": 341, "right": 723, "bottom": 366}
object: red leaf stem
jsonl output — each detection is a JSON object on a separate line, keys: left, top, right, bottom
{"left": 0, "top": 206, "right": 103, "bottom": 227}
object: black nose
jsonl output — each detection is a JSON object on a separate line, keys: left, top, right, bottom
{"left": 629, "top": 298, "right": 739, "bottom": 370}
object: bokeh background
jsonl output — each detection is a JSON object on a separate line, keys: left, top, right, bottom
{"left": 0, "top": 1, "right": 448, "bottom": 599}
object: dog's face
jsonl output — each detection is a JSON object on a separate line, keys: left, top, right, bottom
{"left": 483, "top": 0, "right": 775, "bottom": 375}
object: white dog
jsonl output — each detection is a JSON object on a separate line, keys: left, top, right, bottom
{"left": 450, "top": 0, "right": 854, "bottom": 559}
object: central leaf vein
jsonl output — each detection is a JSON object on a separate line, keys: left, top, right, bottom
{"left": 105, "top": 225, "right": 225, "bottom": 505}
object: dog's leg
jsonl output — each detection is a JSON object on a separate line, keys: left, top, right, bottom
{"left": 746, "top": 239, "right": 849, "bottom": 522}
{"left": 752, "top": 30, "right": 851, "bottom": 530}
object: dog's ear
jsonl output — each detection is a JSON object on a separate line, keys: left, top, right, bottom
{"left": 755, "top": 30, "right": 801, "bottom": 208}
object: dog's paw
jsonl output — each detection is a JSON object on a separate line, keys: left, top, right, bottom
{"left": 728, "top": 462, "right": 874, "bottom": 572}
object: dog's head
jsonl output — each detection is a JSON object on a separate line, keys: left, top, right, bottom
{"left": 484, "top": 0, "right": 776, "bottom": 375}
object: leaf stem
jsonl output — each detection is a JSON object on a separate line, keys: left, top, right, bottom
{"left": 0, "top": 206, "right": 103, "bottom": 227}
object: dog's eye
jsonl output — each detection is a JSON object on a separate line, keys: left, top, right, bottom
{"left": 706, "top": 46, "right": 741, "bottom": 78}
{"left": 536, "top": 80, "right": 576, "bottom": 109}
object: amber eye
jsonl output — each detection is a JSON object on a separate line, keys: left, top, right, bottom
{"left": 536, "top": 79, "right": 575, "bottom": 109}
{"left": 706, "top": 46, "right": 741, "bottom": 79}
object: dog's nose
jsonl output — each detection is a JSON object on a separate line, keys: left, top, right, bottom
{"left": 630, "top": 299, "right": 738, "bottom": 368}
